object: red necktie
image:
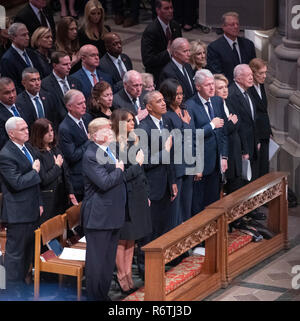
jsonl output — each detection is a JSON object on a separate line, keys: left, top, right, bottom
{"left": 166, "top": 26, "right": 172, "bottom": 42}
{"left": 91, "top": 73, "right": 98, "bottom": 86}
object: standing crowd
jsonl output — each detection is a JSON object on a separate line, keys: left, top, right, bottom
{"left": 0, "top": 0, "right": 272, "bottom": 301}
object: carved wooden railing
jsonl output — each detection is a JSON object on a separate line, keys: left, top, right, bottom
{"left": 142, "top": 207, "right": 226, "bottom": 301}
{"left": 142, "top": 172, "right": 289, "bottom": 300}
{"left": 208, "top": 171, "right": 289, "bottom": 285}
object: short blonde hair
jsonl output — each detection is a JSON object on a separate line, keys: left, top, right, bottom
{"left": 213, "top": 74, "right": 229, "bottom": 86}
{"left": 31, "top": 26, "right": 52, "bottom": 49}
{"left": 141, "top": 73, "right": 154, "bottom": 89}
{"left": 88, "top": 117, "right": 111, "bottom": 137}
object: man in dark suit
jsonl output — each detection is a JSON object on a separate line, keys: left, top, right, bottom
{"left": 58, "top": 89, "right": 92, "bottom": 202}
{"left": 41, "top": 51, "right": 82, "bottom": 121}
{"left": 0, "top": 23, "right": 46, "bottom": 94}
{"left": 159, "top": 37, "right": 195, "bottom": 100}
{"left": 16, "top": 67, "right": 59, "bottom": 130}
{"left": 207, "top": 12, "right": 256, "bottom": 84}
{"left": 112, "top": 70, "right": 148, "bottom": 124}
{"left": 99, "top": 32, "right": 133, "bottom": 93}
{"left": 14, "top": 0, "right": 56, "bottom": 38}
{"left": 72, "top": 45, "right": 113, "bottom": 101}
{"left": 186, "top": 69, "right": 228, "bottom": 214}
{"left": 0, "top": 117, "right": 42, "bottom": 292}
{"left": 81, "top": 117, "right": 126, "bottom": 301}
{"left": 0, "top": 77, "right": 26, "bottom": 150}
{"left": 141, "top": 0, "right": 182, "bottom": 83}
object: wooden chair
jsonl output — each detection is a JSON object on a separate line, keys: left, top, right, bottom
{"left": 65, "top": 203, "right": 86, "bottom": 249}
{"left": 34, "top": 214, "right": 85, "bottom": 300}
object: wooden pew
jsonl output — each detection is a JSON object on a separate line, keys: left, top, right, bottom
{"left": 142, "top": 207, "right": 226, "bottom": 301}
{"left": 208, "top": 172, "right": 289, "bottom": 286}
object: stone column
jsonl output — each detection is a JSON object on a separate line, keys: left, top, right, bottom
{"left": 269, "top": 0, "right": 300, "bottom": 197}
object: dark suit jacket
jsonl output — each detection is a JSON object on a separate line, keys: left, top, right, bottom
{"left": 14, "top": 4, "right": 56, "bottom": 39}
{"left": 159, "top": 61, "right": 196, "bottom": 100}
{"left": 0, "top": 102, "right": 25, "bottom": 150}
{"left": 58, "top": 113, "right": 92, "bottom": 195}
{"left": 0, "top": 140, "right": 41, "bottom": 224}
{"left": 141, "top": 18, "right": 182, "bottom": 82}
{"left": 16, "top": 89, "right": 59, "bottom": 131}
{"left": 248, "top": 84, "right": 272, "bottom": 140}
{"left": 71, "top": 67, "right": 113, "bottom": 101}
{"left": 112, "top": 88, "right": 147, "bottom": 116}
{"left": 227, "top": 82, "right": 258, "bottom": 160}
{"left": 99, "top": 53, "right": 133, "bottom": 93}
{"left": 81, "top": 142, "right": 126, "bottom": 230}
{"left": 207, "top": 36, "right": 256, "bottom": 83}
{"left": 41, "top": 73, "right": 82, "bottom": 121}
{"left": 0, "top": 46, "right": 46, "bottom": 94}
{"left": 186, "top": 94, "right": 228, "bottom": 176}
{"left": 138, "top": 114, "right": 176, "bottom": 201}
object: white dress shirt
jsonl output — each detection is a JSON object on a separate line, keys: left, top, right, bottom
{"left": 197, "top": 93, "right": 215, "bottom": 129}
{"left": 26, "top": 91, "right": 45, "bottom": 118}
{"left": 224, "top": 34, "right": 242, "bottom": 63}
{"left": 107, "top": 53, "right": 127, "bottom": 77}
{"left": 53, "top": 71, "right": 70, "bottom": 94}
{"left": 68, "top": 112, "right": 88, "bottom": 136}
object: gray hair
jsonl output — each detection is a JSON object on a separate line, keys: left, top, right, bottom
{"left": 233, "top": 64, "right": 251, "bottom": 81}
{"left": 222, "top": 11, "right": 239, "bottom": 25}
{"left": 22, "top": 67, "right": 40, "bottom": 80}
{"left": 170, "top": 37, "right": 189, "bottom": 56}
{"left": 0, "top": 77, "right": 14, "bottom": 91}
{"left": 5, "top": 117, "right": 25, "bottom": 134}
{"left": 143, "top": 90, "right": 161, "bottom": 106}
{"left": 8, "top": 22, "right": 26, "bottom": 38}
{"left": 194, "top": 69, "right": 214, "bottom": 86}
{"left": 123, "top": 70, "right": 141, "bottom": 84}
{"left": 64, "top": 89, "right": 84, "bottom": 107}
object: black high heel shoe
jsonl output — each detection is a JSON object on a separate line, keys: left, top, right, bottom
{"left": 113, "top": 275, "right": 135, "bottom": 295}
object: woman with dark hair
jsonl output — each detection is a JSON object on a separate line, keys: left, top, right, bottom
{"left": 159, "top": 78, "right": 196, "bottom": 226}
{"left": 56, "top": 17, "right": 81, "bottom": 73}
{"left": 78, "top": 0, "right": 111, "bottom": 58}
{"left": 110, "top": 108, "right": 152, "bottom": 294}
{"left": 87, "top": 81, "right": 113, "bottom": 119}
{"left": 0, "top": 17, "right": 12, "bottom": 60}
{"left": 31, "top": 27, "right": 53, "bottom": 78}
{"left": 30, "top": 118, "right": 78, "bottom": 225}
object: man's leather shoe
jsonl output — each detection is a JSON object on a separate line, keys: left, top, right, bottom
{"left": 247, "top": 211, "right": 266, "bottom": 220}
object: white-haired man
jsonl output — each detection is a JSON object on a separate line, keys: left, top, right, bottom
{"left": 58, "top": 89, "right": 92, "bottom": 201}
{"left": 186, "top": 69, "right": 228, "bottom": 215}
{"left": 159, "top": 37, "right": 195, "bottom": 100}
{"left": 0, "top": 117, "right": 42, "bottom": 294}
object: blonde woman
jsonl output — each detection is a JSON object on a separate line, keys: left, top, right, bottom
{"left": 78, "top": 0, "right": 111, "bottom": 58}
{"left": 141, "top": 73, "right": 155, "bottom": 92}
{"left": 189, "top": 40, "right": 207, "bottom": 72}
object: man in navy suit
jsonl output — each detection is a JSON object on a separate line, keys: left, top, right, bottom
{"left": 186, "top": 69, "right": 228, "bottom": 214}
{"left": 72, "top": 45, "right": 113, "bottom": 101}
{"left": 41, "top": 51, "right": 82, "bottom": 121}
{"left": 112, "top": 70, "right": 148, "bottom": 125}
{"left": 14, "top": 0, "right": 56, "bottom": 39}
{"left": 58, "top": 89, "right": 92, "bottom": 202}
{"left": 0, "top": 117, "right": 42, "bottom": 292}
{"left": 16, "top": 67, "right": 59, "bottom": 131}
{"left": 141, "top": 0, "right": 182, "bottom": 83}
{"left": 0, "top": 77, "right": 26, "bottom": 150}
{"left": 0, "top": 23, "right": 45, "bottom": 94}
{"left": 99, "top": 32, "right": 133, "bottom": 93}
{"left": 81, "top": 117, "right": 126, "bottom": 301}
{"left": 207, "top": 12, "right": 256, "bottom": 84}
{"left": 159, "top": 37, "right": 195, "bottom": 100}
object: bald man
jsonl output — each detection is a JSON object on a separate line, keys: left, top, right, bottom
{"left": 99, "top": 32, "right": 133, "bottom": 92}
{"left": 72, "top": 44, "right": 113, "bottom": 100}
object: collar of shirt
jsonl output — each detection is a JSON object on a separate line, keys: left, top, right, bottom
{"left": 53, "top": 71, "right": 68, "bottom": 83}
{"left": 197, "top": 93, "right": 211, "bottom": 107}
{"left": 157, "top": 16, "right": 170, "bottom": 34}
{"left": 82, "top": 66, "right": 98, "bottom": 85}
{"left": 68, "top": 112, "right": 83, "bottom": 126}
{"left": 29, "top": 3, "right": 49, "bottom": 26}
{"left": 235, "top": 81, "right": 247, "bottom": 95}
{"left": 12, "top": 43, "right": 26, "bottom": 56}
{"left": 172, "top": 57, "right": 184, "bottom": 74}
{"left": 95, "top": 142, "right": 117, "bottom": 159}
{"left": 223, "top": 34, "right": 238, "bottom": 49}
{"left": 26, "top": 90, "right": 40, "bottom": 101}
{"left": 124, "top": 89, "right": 140, "bottom": 107}
{"left": 149, "top": 114, "right": 162, "bottom": 130}
{"left": 0, "top": 101, "right": 17, "bottom": 115}
{"left": 254, "top": 83, "right": 262, "bottom": 98}
{"left": 107, "top": 52, "right": 126, "bottom": 72}
{"left": 12, "top": 141, "right": 25, "bottom": 152}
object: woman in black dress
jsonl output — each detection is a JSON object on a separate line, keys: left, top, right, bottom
{"left": 31, "top": 27, "right": 53, "bottom": 78}
{"left": 30, "top": 118, "right": 78, "bottom": 225}
{"left": 78, "top": 0, "right": 111, "bottom": 58}
{"left": 111, "top": 109, "right": 152, "bottom": 294}
{"left": 87, "top": 81, "right": 113, "bottom": 119}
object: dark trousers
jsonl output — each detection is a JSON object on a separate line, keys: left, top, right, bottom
{"left": 84, "top": 228, "right": 120, "bottom": 301}
{"left": 112, "top": 0, "right": 140, "bottom": 19}
{"left": 258, "top": 138, "right": 270, "bottom": 177}
{"left": 5, "top": 222, "right": 36, "bottom": 286}
{"left": 173, "top": 0, "right": 197, "bottom": 25}
{"left": 225, "top": 176, "right": 244, "bottom": 195}
{"left": 191, "top": 169, "right": 220, "bottom": 215}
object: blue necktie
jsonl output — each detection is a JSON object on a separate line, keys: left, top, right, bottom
{"left": 132, "top": 98, "right": 138, "bottom": 113}
{"left": 159, "top": 120, "right": 163, "bottom": 130}
{"left": 22, "top": 146, "right": 33, "bottom": 164}
{"left": 78, "top": 120, "right": 87, "bottom": 136}
{"left": 205, "top": 101, "right": 214, "bottom": 120}
{"left": 106, "top": 146, "right": 116, "bottom": 164}
{"left": 34, "top": 96, "right": 45, "bottom": 118}
{"left": 11, "top": 105, "right": 20, "bottom": 117}
{"left": 23, "top": 51, "right": 32, "bottom": 67}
